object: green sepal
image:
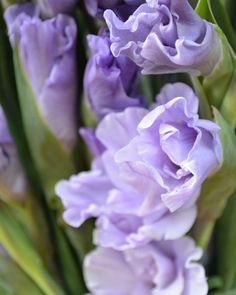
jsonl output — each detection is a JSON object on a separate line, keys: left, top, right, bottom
{"left": 195, "top": 0, "right": 215, "bottom": 23}
{"left": 192, "top": 110, "right": 236, "bottom": 248}
{"left": 13, "top": 48, "right": 75, "bottom": 205}
{"left": 220, "top": 76, "right": 236, "bottom": 128}
{"left": 209, "top": 0, "right": 236, "bottom": 52}
{"left": 195, "top": 0, "right": 235, "bottom": 110}
{"left": 201, "top": 26, "right": 235, "bottom": 109}
{"left": 196, "top": 0, "right": 236, "bottom": 52}
{"left": 190, "top": 76, "right": 213, "bottom": 120}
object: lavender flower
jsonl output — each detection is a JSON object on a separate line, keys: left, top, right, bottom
{"left": 84, "top": 28, "right": 144, "bottom": 119}
{"left": 56, "top": 83, "right": 222, "bottom": 249}
{"left": 4, "top": 3, "right": 77, "bottom": 148}
{"left": 84, "top": 237, "right": 208, "bottom": 295}
{"left": 37, "top": 0, "right": 78, "bottom": 17}
{"left": 0, "top": 108, "right": 26, "bottom": 200}
{"left": 104, "top": 0, "right": 221, "bottom": 75}
{"left": 56, "top": 151, "right": 196, "bottom": 249}
{"left": 85, "top": 0, "right": 144, "bottom": 20}
{"left": 115, "top": 83, "right": 222, "bottom": 211}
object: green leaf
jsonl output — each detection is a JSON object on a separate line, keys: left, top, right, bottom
{"left": 212, "top": 290, "right": 236, "bottom": 295}
{"left": 0, "top": 256, "right": 44, "bottom": 295}
{"left": 216, "top": 191, "right": 236, "bottom": 291}
{"left": 0, "top": 203, "right": 65, "bottom": 295}
{"left": 53, "top": 222, "right": 87, "bottom": 295}
{"left": 192, "top": 110, "right": 236, "bottom": 248}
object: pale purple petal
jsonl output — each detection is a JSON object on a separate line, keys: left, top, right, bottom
{"left": 57, "top": 83, "right": 222, "bottom": 249}
{"left": 84, "top": 29, "right": 145, "bottom": 119}
{"left": 96, "top": 107, "right": 148, "bottom": 151}
{"left": 155, "top": 82, "right": 199, "bottom": 115}
{"left": 79, "top": 128, "right": 105, "bottom": 157}
{"left": 104, "top": 0, "right": 220, "bottom": 75}
{"left": 84, "top": 247, "right": 149, "bottom": 295}
{"left": 55, "top": 168, "right": 113, "bottom": 227}
{"left": 5, "top": 4, "right": 77, "bottom": 148}
{"left": 84, "top": 237, "right": 208, "bottom": 295}
{"left": 130, "top": 86, "right": 223, "bottom": 211}
{"left": 94, "top": 202, "right": 196, "bottom": 249}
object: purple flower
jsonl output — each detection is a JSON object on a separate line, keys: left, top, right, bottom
{"left": 57, "top": 83, "right": 222, "bottom": 249}
{"left": 104, "top": 0, "right": 221, "bottom": 76}
{"left": 37, "top": 0, "right": 78, "bottom": 17}
{"left": 115, "top": 83, "right": 222, "bottom": 212}
{"left": 4, "top": 3, "right": 77, "bottom": 148}
{"left": 0, "top": 108, "right": 26, "bottom": 200}
{"left": 84, "top": 237, "right": 208, "bottom": 295}
{"left": 57, "top": 132, "right": 196, "bottom": 249}
{"left": 84, "top": 28, "right": 144, "bottom": 119}
{"left": 85, "top": 0, "right": 144, "bottom": 20}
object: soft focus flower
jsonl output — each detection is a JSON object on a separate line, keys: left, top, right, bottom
{"left": 0, "top": 107, "right": 26, "bottom": 200}
{"left": 104, "top": 0, "right": 221, "bottom": 75}
{"left": 85, "top": 0, "right": 144, "bottom": 20}
{"left": 84, "top": 28, "right": 144, "bottom": 119}
{"left": 56, "top": 83, "right": 222, "bottom": 249}
{"left": 84, "top": 237, "right": 208, "bottom": 295}
{"left": 4, "top": 3, "right": 77, "bottom": 148}
{"left": 37, "top": 0, "right": 78, "bottom": 17}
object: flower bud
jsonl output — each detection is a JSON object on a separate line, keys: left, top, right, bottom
{"left": 5, "top": 3, "right": 77, "bottom": 149}
{"left": 84, "top": 28, "right": 145, "bottom": 120}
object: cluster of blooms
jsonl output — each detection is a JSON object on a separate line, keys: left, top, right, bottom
{"left": 56, "top": 1, "right": 222, "bottom": 294}
{"left": 57, "top": 81, "right": 222, "bottom": 294}
{"left": 3, "top": 0, "right": 223, "bottom": 294}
